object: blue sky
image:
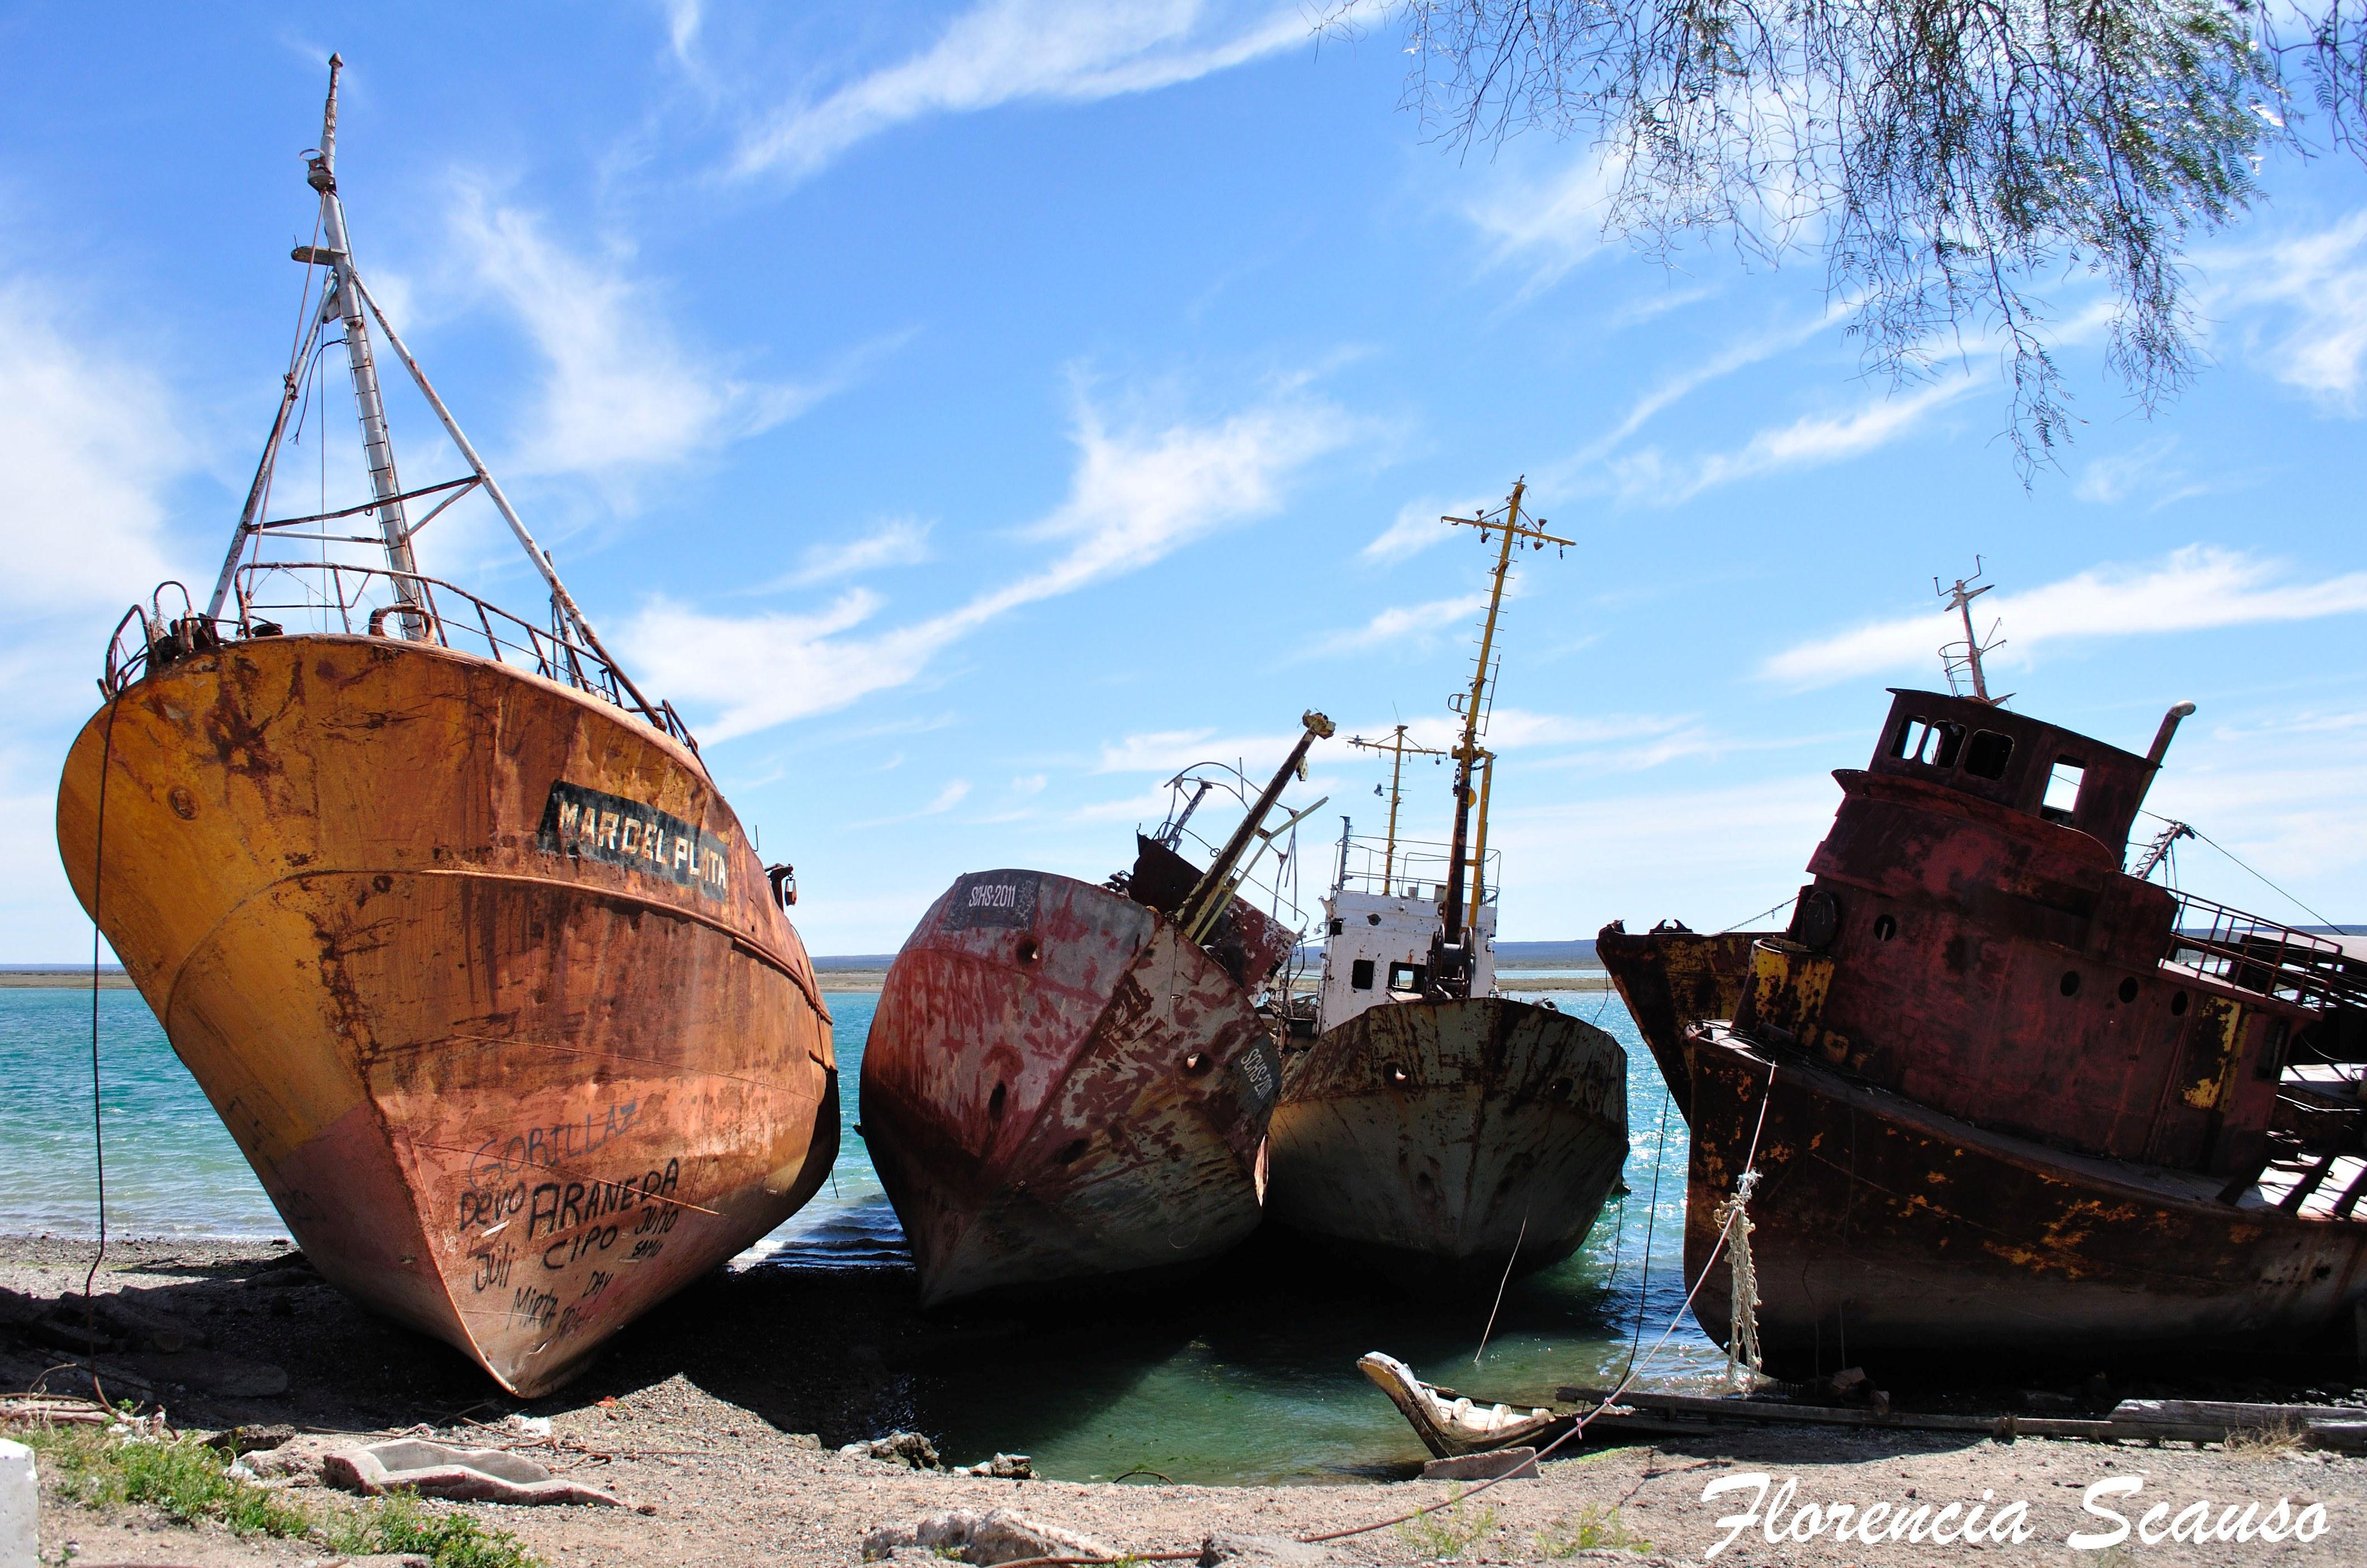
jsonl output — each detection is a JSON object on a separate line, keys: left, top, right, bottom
{"left": 4, "top": 1, "right": 2364, "bottom": 959}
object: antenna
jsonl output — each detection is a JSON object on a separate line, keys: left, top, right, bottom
{"left": 1431, "top": 478, "right": 1573, "bottom": 994}
{"left": 1935, "top": 559, "right": 2005, "bottom": 704}
{"left": 1345, "top": 725, "right": 1448, "bottom": 892}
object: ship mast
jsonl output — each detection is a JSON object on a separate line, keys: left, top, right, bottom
{"left": 1346, "top": 725, "right": 1446, "bottom": 894}
{"left": 1434, "top": 479, "right": 1571, "bottom": 995}
{"left": 1935, "top": 560, "right": 2005, "bottom": 705}
{"left": 205, "top": 55, "right": 663, "bottom": 723}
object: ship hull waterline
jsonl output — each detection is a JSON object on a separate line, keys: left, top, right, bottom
{"left": 56, "top": 632, "right": 838, "bottom": 1398}
{"left": 1265, "top": 997, "right": 1628, "bottom": 1283}
{"left": 862, "top": 869, "right": 1284, "bottom": 1309}
{"left": 1678, "top": 1025, "right": 2367, "bottom": 1375}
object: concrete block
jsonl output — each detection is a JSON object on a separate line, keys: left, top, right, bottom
{"left": 1420, "top": 1446, "right": 1538, "bottom": 1482}
{"left": 0, "top": 1437, "right": 36, "bottom": 1568}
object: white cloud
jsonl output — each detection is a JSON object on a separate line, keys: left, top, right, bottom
{"left": 1096, "top": 727, "right": 1301, "bottom": 774}
{"left": 1461, "top": 145, "right": 1624, "bottom": 299}
{"left": 761, "top": 517, "right": 933, "bottom": 589}
{"left": 1359, "top": 492, "right": 1499, "bottom": 563}
{"left": 625, "top": 378, "right": 1351, "bottom": 739}
{"left": 1764, "top": 546, "right": 2367, "bottom": 689}
{"left": 1306, "top": 591, "right": 1491, "bottom": 656}
{"left": 2072, "top": 435, "right": 2214, "bottom": 511}
{"left": 447, "top": 187, "right": 841, "bottom": 478}
{"left": 2202, "top": 210, "right": 2367, "bottom": 407}
{"left": 1608, "top": 374, "right": 1975, "bottom": 506}
{"left": 0, "top": 280, "right": 190, "bottom": 612}
{"left": 730, "top": 0, "right": 1322, "bottom": 183}
{"left": 848, "top": 778, "right": 972, "bottom": 830}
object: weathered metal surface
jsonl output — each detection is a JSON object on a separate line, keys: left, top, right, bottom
{"left": 1594, "top": 927, "right": 1765, "bottom": 1119}
{"left": 1265, "top": 997, "right": 1626, "bottom": 1278}
{"left": 1678, "top": 1025, "right": 2367, "bottom": 1370}
{"left": 1603, "top": 687, "right": 2367, "bottom": 1370}
{"left": 55, "top": 633, "right": 837, "bottom": 1396}
{"left": 861, "top": 869, "right": 1283, "bottom": 1307}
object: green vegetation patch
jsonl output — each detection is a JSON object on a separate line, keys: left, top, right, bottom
{"left": 1395, "top": 1487, "right": 1500, "bottom": 1561}
{"left": 20, "top": 1424, "right": 544, "bottom": 1568}
{"left": 1537, "top": 1501, "right": 1652, "bottom": 1557}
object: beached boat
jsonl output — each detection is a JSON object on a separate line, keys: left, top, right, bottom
{"left": 1265, "top": 483, "right": 1627, "bottom": 1281}
{"left": 52, "top": 58, "right": 837, "bottom": 1396}
{"left": 861, "top": 713, "right": 1333, "bottom": 1306}
{"left": 1598, "top": 572, "right": 2367, "bottom": 1373}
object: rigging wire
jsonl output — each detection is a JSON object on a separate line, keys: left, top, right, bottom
{"left": 1717, "top": 894, "right": 1796, "bottom": 935}
{"left": 2144, "top": 809, "right": 2345, "bottom": 931}
{"left": 1623, "top": 1089, "right": 1674, "bottom": 1377}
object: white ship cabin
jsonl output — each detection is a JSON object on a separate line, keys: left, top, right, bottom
{"left": 1316, "top": 835, "right": 1499, "bottom": 1032}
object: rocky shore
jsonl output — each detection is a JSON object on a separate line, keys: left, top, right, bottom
{"left": 3, "top": 1237, "right": 2361, "bottom": 1566}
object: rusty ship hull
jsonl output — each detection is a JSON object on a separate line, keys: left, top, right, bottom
{"left": 861, "top": 869, "right": 1283, "bottom": 1308}
{"left": 1265, "top": 997, "right": 1627, "bottom": 1280}
{"left": 1677, "top": 1024, "right": 2367, "bottom": 1369}
{"left": 56, "top": 632, "right": 838, "bottom": 1396}
{"left": 1600, "top": 684, "right": 2367, "bottom": 1374}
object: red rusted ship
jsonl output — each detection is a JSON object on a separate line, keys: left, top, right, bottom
{"left": 53, "top": 60, "right": 837, "bottom": 1396}
{"left": 1600, "top": 591, "right": 2367, "bottom": 1372}
{"left": 862, "top": 713, "right": 1333, "bottom": 1306}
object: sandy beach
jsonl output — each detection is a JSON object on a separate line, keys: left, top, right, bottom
{"left": 4, "top": 1236, "right": 2361, "bottom": 1566}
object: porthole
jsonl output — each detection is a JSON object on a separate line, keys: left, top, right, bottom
{"left": 2117, "top": 977, "right": 2140, "bottom": 1005}
{"left": 1873, "top": 914, "right": 1898, "bottom": 942}
{"left": 2059, "top": 970, "right": 2082, "bottom": 998}
{"left": 1181, "top": 1050, "right": 1211, "bottom": 1076}
{"left": 1055, "top": 1139, "right": 1088, "bottom": 1166}
{"left": 988, "top": 1082, "right": 1007, "bottom": 1118}
{"left": 2170, "top": 991, "right": 2189, "bottom": 1017}
{"left": 1386, "top": 1064, "right": 1411, "bottom": 1087}
{"left": 1015, "top": 936, "right": 1041, "bottom": 965}
{"left": 1546, "top": 1078, "right": 1572, "bottom": 1100}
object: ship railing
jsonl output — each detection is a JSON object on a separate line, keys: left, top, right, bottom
{"left": 96, "top": 562, "right": 698, "bottom": 755}
{"left": 1331, "top": 834, "right": 1500, "bottom": 906}
{"left": 2166, "top": 893, "right": 2365, "bottom": 1011}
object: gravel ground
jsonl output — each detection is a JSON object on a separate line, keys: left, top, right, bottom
{"left": 4, "top": 1237, "right": 2361, "bottom": 1566}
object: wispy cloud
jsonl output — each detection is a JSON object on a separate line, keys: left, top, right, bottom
{"left": 2201, "top": 210, "right": 2367, "bottom": 408}
{"left": 626, "top": 376, "right": 1353, "bottom": 739}
{"left": 448, "top": 186, "right": 872, "bottom": 479}
{"left": 849, "top": 778, "right": 971, "bottom": 830}
{"left": 1095, "top": 726, "right": 1301, "bottom": 774}
{"left": 2072, "top": 435, "right": 2216, "bottom": 511}
{"left": 1306, "top": 591, "right": 1491, "bottom": 656}
{"left": 729, "top": 0, "right": 1321, "bottom": 183}
{"left": 1764, "top": 546, "right": 2367, "bottom": 689}
{"left": 0, "top": 279, "right": 188, "bottom": 612}
{"left": 758, "top": 517, "right": 933, "bottom": 590}
{"left": 1607, "top": 373, "right": 1976, "bottom": 506}
{"left": 1360, "top": 492, "right": 1495, "bottom": 563}
{"left": 1461, "top": 144, "right": 1624, "bottom": 300}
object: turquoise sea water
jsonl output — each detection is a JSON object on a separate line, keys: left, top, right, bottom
{"left": 1, "top": 984, "right": 1724, "bottom": 1482}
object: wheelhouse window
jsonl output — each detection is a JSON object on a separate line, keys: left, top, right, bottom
{"left": 1964, "top": 731, "right": 2014, "bottom": 780}
{"left": 1893, "top": 716, "right": 1967, "bottom": 769}
{"left": 1387, "top": 961, "right": 1428, "bottom": 992}
{"left": 1350, "top": 958, "right": 1375, "bottom": 991}
{"left": 2040, "top": 757, "right": 2086, "bottom": 824}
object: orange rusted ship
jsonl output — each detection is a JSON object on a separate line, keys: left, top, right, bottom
{"left": 862, "top": 713, "right": 1332, "bottom": 1306}
{"left": 1600, "top": 573, "right": 2367, "bottom": 1372}
{"left": 53, "top": 58, "right": 836, "bottom": 1396}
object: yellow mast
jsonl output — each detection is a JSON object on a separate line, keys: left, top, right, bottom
{"left": 1346, "top": 725, "right": 1447, "bottom": 892}
{"left": 1467, "top": 747, "right": 1495, "bottom": 920}
{"left": 1435, "top": 479, "right": 1571, "bottom": 991}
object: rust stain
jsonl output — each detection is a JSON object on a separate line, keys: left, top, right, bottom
{"left": 56, "top": 632, "right": 837, "bottom": 1396}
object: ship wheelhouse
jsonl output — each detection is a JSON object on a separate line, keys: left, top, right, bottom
{"left": 1737, "top": 689, "right": 2338, "bottom": 1192}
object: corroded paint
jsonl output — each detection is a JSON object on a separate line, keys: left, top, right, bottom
{"left": 56, "top": 633, "right": 837, "bottom": 1396}
{"left": 1678, "top": 1027, "right": 2367, "bottom": 1369}
{"left": 1594, "top": 928, "right": 1766, "bottom": 1119}
{"left": 1265, "top": 997, "right": 1627, "bottom": 1278}
{"left": 1610, "top": 688, "right": 2365, "bottom": 1370}
{"left": 861, "top": 870, "right": 1281, "bottom": 1307}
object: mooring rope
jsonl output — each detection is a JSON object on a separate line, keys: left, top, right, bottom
{"left": 80, "top": 691, "right": 125, "bottom": 1408}
{"left": 989, "top": 1063, "right": 1781, "bottom": 1568}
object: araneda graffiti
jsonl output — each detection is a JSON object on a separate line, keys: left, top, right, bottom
{"left": 1699, "top": 1472, "right": 2331, "bottom": 1558}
